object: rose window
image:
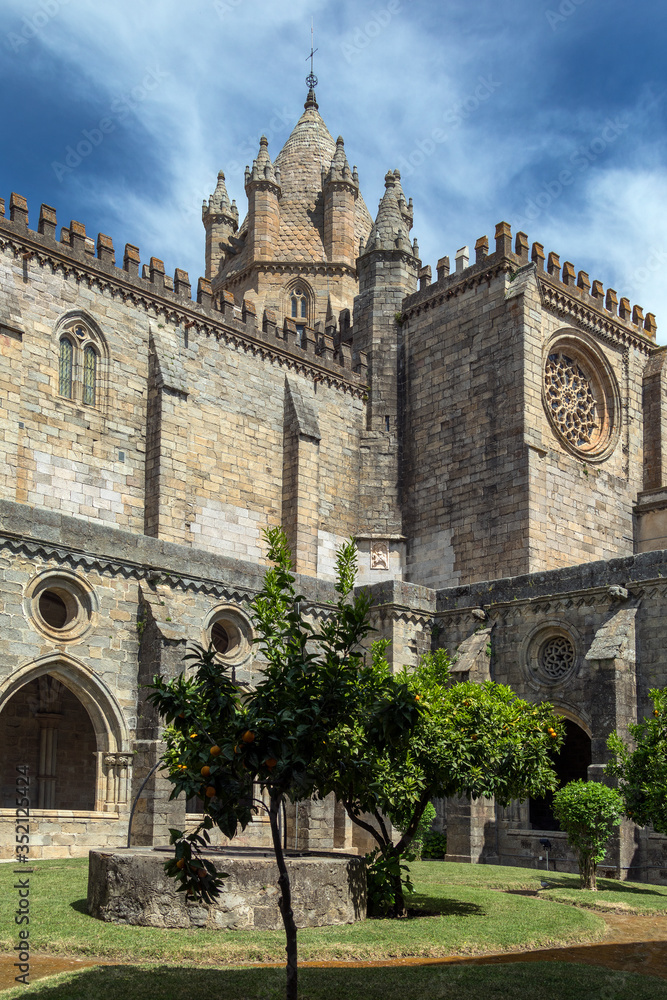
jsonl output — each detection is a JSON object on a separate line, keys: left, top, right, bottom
{"left": 539, "top": 636, "right": 575, "bottom": 681}
{"left": 544, "top": 352, "right": 598, "bottom": 448}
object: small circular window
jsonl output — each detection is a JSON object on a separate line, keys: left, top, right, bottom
{"left": 39, "top": 590, "right": 71, "bottom": 629}
{"left": 211, "top": 621, "right": 230, "bottom": 655}
{"left": 542, "top": 334, "right": 620, "bottom": 461}
{"left": 25, "top": 571, "right": 98, "bottom": 642}
{"left": 524, "top": 622, "right": 580, "bottom": 689}
{"left": 203, "top": 604, "right": 253, "bottom": 670}
{"left": 539, "top": 635, "right": 575, "bottom": 681}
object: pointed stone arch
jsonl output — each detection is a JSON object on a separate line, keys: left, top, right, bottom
{"left": 0, "top": 652, "right": 130, "bottom": 754}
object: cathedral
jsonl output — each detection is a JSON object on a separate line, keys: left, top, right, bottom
{"left": 1, "top": 78, "right": 666, "bottom": 881}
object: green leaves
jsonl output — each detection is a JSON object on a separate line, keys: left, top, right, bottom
{"left": 552, "top": 780, "right": 624, "bottom": 887}
{"left": 606, "top": 687, "right": 667, "bottom": 833}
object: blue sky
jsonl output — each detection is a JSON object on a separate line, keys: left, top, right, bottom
{"left": 1, "top": 0, "right": 666, "bottom": 340}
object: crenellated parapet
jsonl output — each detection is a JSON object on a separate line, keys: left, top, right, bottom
{"left": 403, "top": 219, "right": 657, "bottom": 350}
{"left": 0, "top": 192, "right": 365, "bottom": 395}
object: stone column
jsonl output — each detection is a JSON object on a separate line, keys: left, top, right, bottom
{"left": 444, "top": 794, "right": 497, "bottom": 864}
{"left": 102, "top": 752, "right": 134, "bottom": 811}
{"left": 36, "top": 713, "right": 62, "bottom": 809}
{"left": 585, "top": 605, "right": 641, "bottom": 878}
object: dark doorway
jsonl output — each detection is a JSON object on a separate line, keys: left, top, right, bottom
{"left": 0, "top": 676, "right": 97, "bottom": 810}
{"left": 529, "top": 717, "right": 591, "bottom": 831}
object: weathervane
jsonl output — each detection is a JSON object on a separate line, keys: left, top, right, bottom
{"left": 306, "top": 19, "right": 318, "bottom": 90}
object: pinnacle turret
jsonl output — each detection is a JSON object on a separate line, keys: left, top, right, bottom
{"left": 322, "top": 136, "right": 358, "bottom": 190}
{"left": 245, "top": 136, "right": 281, "bottom": 191}
{"left": 365, "top": 170, "right": 414, "bottom": 253}
{"left": 202, "top": 170, "right": 239, "bottom": 227}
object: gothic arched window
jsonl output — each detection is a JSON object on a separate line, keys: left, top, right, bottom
{"left": 55, "top": 315, "right": 106, "bottom": 408}
{"left": 83, "top": 345, "right": 97, "bottom": 406}
{"left": 58, "top": 338, "right": 73, "bottom": 399}
{"left": 287, "top": 284, "right": 311, "bottom": 345}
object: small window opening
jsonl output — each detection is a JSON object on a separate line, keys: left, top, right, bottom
{"left": 59, "top": 338, "right": 73, "bottom": 398}
{"left": 83, "top": 345, "right": 97, "bottom": 405}
{"left": 39, "top": 591, "right": 69, "bottom": 629}
{"left": 211, "top": 622, "right": 230, "bottom": 654}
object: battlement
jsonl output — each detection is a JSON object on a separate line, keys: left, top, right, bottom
{"left": 0, "top": 193, "right": 366, "bottom": 385}
{"left": 406, "top": 220, "right": 657, "bottom": 342}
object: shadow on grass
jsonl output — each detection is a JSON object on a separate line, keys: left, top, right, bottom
{"left": 409, "top": 894, "right": 484, "bottom": 917}
{"left": 541, "top": 877, "right": 667, "bottom": 898}
{"left": 70, "top": 899, "right": 88, "bottom": 915}
{"left": 7, "top": 960, "right": 667, "bottom": 1000}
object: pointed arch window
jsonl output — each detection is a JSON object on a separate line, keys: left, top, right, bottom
{"left": 288, "top": 286, "right": 310, "bottom": 343}
{"left": 58, "top": 338, "right": 73, "bottom": 399}
{"left": 55, "top": 316, "right": 105, "bottom": 408}
{"left": 83, "top": 345, "right": 97, "bottom": 406}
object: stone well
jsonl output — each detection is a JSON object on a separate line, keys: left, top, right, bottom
{"left": 87, "top": 847, "right": 367, "bottom": 930}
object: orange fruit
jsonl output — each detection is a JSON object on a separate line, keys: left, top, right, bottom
{"left": 176, "top": 859, "right": 185, "bottom": 870}
{"left": 210, "top": 745, "right": 221, "bottom": 756}
{"left": 200, "top": 766, "right": 211, "bottom": 777}
{"left": 264, "top": 757, "right": 277, "bottom": 769}
{"left": 197, "top": 868, "right": 207, "bottom": 879}
{"left": 654, "top": 710, "right": 659, "bottom": 717}
{"left": 178, "top": 712, "right": 185, "bottom": 719}
{"left": 205, "top": 785, "right": 216, "bottom": 798}
{"left": 241, "top": 730, "right": 255, "bottom": 743}
{"left": 415, "top": 695, "right": 420, "bottom": 701}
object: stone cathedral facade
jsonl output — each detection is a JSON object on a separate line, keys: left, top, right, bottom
{"left": 2, "top": 83, "right": 667, "bottom": 880}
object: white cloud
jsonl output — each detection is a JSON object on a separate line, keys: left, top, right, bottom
{"left": 1, "top": 0, "right": 665, "bottom": 338}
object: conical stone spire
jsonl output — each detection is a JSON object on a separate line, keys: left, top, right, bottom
{"left": 202, "top": 170, "right": 239, "bottom": 226}
{"left": 365, "top": 170, "right": 413, "bottom": 253}
{"left": 246, "top": 136, "right": 280, "bottom": 188}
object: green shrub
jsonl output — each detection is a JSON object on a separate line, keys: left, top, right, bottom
{"left": 552, "top": 780, "right": 624, "bottom": 890}
{"left": 422, "top": 830, "right": 448, "bottom": 859}
{"left": 365, "top": 847, "right": 414, "bottom": 916}
{"left": 392, "top": 802, "right": 437, "bottom": 860}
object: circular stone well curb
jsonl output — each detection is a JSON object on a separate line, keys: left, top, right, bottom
{"left": 87, "top": 848, "right": 367, "bottom": 929}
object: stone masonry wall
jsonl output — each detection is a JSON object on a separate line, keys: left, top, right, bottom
{"left": 402, "top": 264, "right": 529, "bottom": 589}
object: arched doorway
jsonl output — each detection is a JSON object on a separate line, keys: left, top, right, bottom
{"left": 529, "top": 717, "right": 591, "bottom": 831}
{"left": 0, "top": 674, "right": 97, "bottom": 810}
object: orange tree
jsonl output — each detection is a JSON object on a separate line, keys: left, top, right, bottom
{"left": 146, "top": 528, "right": 420, "bottom": 1000}
{"left": 606, "top": 686, "right": 667, "bottom": 832}
{"left": 311, "top": 644, "right": 566, "bottom": 916}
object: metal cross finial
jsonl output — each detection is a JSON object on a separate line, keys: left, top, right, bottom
{"left": 306, "top": 19, "right": 318, "bottom": 90}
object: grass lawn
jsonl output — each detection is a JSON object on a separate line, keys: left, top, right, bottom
{"left": 3, "top": 961, "right": 667, "bottom": 999}
{"left": 0, "top": 858, "right": 608, "bottom": 963}
{"left": 2, "top": 858, "right": 667, "bottom": 998}
{"left": 415, "top": 860, "right": 667, "bottom": 914}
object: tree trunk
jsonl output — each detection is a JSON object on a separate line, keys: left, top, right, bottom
{"left": 390, "top": 857, "right": 407, "bottom": 918}
{"left": 269, "top": 792, "right": 298, "bottom": 1000}
{"left": 579, "top": 853, "right": 597, "bottom": 891}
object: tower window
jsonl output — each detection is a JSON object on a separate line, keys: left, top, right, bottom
{"left": 56, "top": 318, "right": 104, "bottom": 407}
{"left": 58, "top": 338, "right": 73, "bottom": 399}
{"left": 83, "top": 345, "right": 97, "bottom": 406}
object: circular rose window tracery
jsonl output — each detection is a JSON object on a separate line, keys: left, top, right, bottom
{"left": 542, "top": 335, "right": 620, "bottom": 461}
{"left": 540, "top": 635, "right": 575, "bottom": 681}
{"left": 544, "top": 352, "right": 598, "bottom": 448}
